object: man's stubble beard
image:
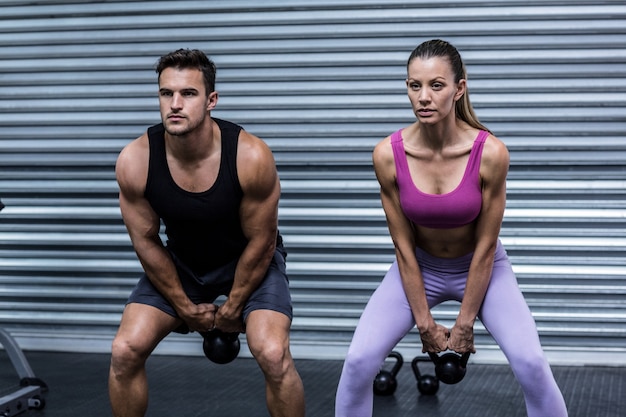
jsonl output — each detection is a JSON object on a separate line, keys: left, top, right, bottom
{"left": 164, "top": 112, "right": 207, "bottom": 137}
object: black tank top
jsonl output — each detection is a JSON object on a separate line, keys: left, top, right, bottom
{"left": 144, "top": 118, "right": 248, "bottom": 274}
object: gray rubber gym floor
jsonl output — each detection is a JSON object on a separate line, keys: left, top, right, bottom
{"left": 1, "top": 350, "right": 624, "bottom": 416}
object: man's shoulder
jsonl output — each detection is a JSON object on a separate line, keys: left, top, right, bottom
{"left": 115, "top": 132, "right": 152, "bottom": 221}
{"left": 116, "top": 131, "right": 150, "bottom": 181}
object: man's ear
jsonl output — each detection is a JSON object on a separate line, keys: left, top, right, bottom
{"left": 207, "top": 91, "right": 219, "bottom": 111}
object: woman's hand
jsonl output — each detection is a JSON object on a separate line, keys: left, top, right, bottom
{"left": 448, "top": 322, "right": 476, "bottom": 353}
{"left": 420, "top": 322, "right": 450, "bottom": 353}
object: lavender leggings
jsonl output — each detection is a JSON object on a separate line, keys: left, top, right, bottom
{"left": 335, "top": 241, "right": 568, "bottom": 417}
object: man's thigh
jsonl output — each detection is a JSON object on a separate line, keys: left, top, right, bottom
{"left": 115, "top": 303, "right": 184, "bottom": 354}
{"left": 245, "top": 309, "right": 292, "bottom": 353}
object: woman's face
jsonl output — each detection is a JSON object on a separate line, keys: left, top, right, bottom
{"left": 406, "top": 56, "right": 465, "bottom": 125}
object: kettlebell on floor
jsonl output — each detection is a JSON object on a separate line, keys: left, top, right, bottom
{"left": 411, "top": 356, "right": 440, "bottom": 395}
{"left": 373, "top": 351, "right": 403, "bottom": 396}
{"left": 411, "top": 351, "right": 471, "bottom": 395}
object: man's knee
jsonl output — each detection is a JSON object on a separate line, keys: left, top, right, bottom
{"left": 250, "top": 336, "right": 292, "bottom": 379}
{"left": 110, "top": 303, "right": 178, "bottom": 377}
{"left": 110, "top": 334, "right": 150, "bottom": 377}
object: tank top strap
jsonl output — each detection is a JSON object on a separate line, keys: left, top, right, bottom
{"left": 390, "top": 129, "right": 410, "bottom": 184}
{"left": 147, "top": 123, "right": 166, "bottom": 155}
{"left": 390, "top": 128, "right": 403, "bottom": 144}
{"left": 214, "top": 118, "right": 242, "bottom": 186}
{"left": 145, "top": 123, "right": 168, "bottom": 192}
{"left": 476, "top": 129, "right": 489, "bottom": 144}
{"left": 466, "top": 130, "right": 489, "bottom": 178}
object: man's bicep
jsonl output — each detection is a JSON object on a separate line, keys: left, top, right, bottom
{"left": 239, "top": 176, "right": 280, "bottom": 243}
{"left": 237, "top": 137, "right": 280, "bottom": 238}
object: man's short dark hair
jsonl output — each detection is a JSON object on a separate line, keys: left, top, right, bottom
{"left": 156, "top": 48, "right": 216, "bottom": 95}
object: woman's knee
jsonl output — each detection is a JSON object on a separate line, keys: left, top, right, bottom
{"left": 509, "top": 350, "right": 553, "bottom": 386}
{"left": 342, "top": 347, "right": 386, "bottom": 383}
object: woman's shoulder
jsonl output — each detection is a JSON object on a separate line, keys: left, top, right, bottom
{"left": 481, "top": 131, "right": 509, "bottom": 161}
{"left": 373, "top": 132, "right": 396, "bottom": 164}
{"left": 479, "top": 131, "right": 510, "bottom": 179}
{"left": 372, "top": 130, "right": 402, "bottom": 183}
{"left": 374, "top": 125, "right": 412, "bottom": 155}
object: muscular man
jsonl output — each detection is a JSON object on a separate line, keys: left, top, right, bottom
{"left": 108, "top": 49, "right": 305, "bottom": 417}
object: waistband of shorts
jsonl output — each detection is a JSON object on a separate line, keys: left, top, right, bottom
{"left": 415, "top": 239, "right": 503, "bottom": 271}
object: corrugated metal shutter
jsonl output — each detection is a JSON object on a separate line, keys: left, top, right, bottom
{"left": 1, "top": 0, "right": 625, "bottom": 364}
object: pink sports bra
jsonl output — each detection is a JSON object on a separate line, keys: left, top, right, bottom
{"left": 390, "top": 129, "right": 488, "bottom": 229}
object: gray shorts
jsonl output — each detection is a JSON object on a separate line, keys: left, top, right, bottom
{"left": 126, "top": 245, "right": 292, "bottom": 333}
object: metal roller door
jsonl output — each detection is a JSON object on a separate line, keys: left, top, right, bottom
{"left": 0, "top": 0, "right": 625, "bottom": 365}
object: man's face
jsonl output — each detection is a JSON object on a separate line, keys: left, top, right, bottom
{"left": 158, "top": 67, "right": 216, "bottom": 136}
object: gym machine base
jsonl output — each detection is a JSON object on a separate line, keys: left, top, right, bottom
{"left": 0, "top": 328, "right": 47, "bottom": 416}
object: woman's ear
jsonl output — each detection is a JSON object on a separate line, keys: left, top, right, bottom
{"left": 454, "top": 79, "right": 467, "bottom": 102}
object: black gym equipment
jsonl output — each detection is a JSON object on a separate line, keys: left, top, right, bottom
{"left": 201, "top": 330, "right": 240, "bottom": 364}
{"left": 411, "top": 356, "right": 440, "bottom": 395}
{"left": 412, "top": 351, "right": 471, "bottom": 395}
{"left": 0, "top": 202, "right": 47, "bottom": 415}
{"left": 0, "top": 328, "right": 47, "bottom": 416}
{"left": 373, "top": 351, "right": 403, "bottom": 396}
{"left": 429, "top": 351, "right": 471, "bottom": 384}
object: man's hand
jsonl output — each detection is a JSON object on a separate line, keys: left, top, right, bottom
{"left": 214, "top": 301, "right": 245, "bottom": 333}
{"left": 181, "top": 303, "right": 218, "bottom": 333}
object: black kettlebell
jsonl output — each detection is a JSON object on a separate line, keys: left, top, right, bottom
{"left": 201, "top": 329, "right": 240, "bottom": 364}
{"left": 411, "top": 356, "right": 440, "bottom": 395}
{"left": 428, "top": 351, "right": 471, "bottom": 385}
{"left": 373, "top": 351, "right": 403, "bottom": 396}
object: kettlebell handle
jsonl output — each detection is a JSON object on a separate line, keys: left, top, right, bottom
{"left": 373, "top": 351, "right": 404, "bottom": 396}
{"left": 387, "top": 350, "right": 404, "bottom": 375}
{"left": 428, "top": 351, "right": 470, "bottom": 366}
{"left": 411, "top": 356, "right": 428, "bottom": 378}
{"left": 411, "top": 356, "right": 440, "bottom": 395}
{"left": 427, "top": 350, "right": 472, "bottom": 385}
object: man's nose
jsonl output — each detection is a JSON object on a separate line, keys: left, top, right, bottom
{"left": 171, "top": 93, "right": 183, "bottom": 109}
